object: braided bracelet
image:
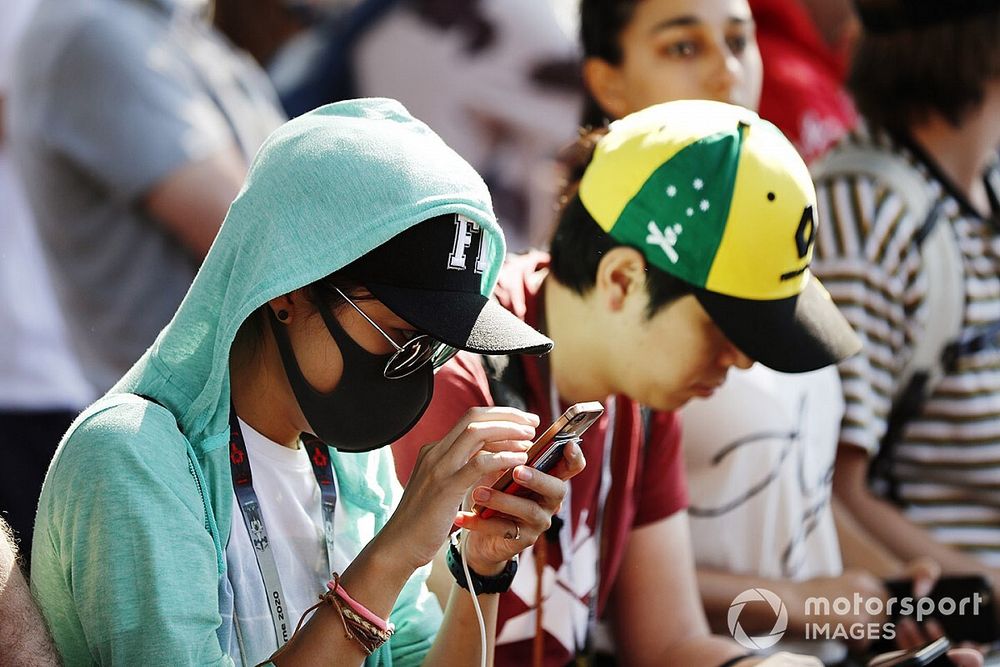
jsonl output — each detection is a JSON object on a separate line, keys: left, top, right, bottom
{"left": 258, "top": 572, "right": 395, "bottom": 665}
{"left": 322, "top": 573, "right": 395, "bottom": 655}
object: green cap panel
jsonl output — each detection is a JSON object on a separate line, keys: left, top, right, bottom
{"left": 607, "top": 129, "right": 743, "bottom": 288}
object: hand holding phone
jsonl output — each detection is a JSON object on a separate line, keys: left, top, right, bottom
{"left": 473, "top": 401, "right": 604, "bottom": 519}
{"left": 868, "top": 638, "right": 955, "bottom": 667}
{"left": 882, "top": 575, "right": 997, "bottom": 644}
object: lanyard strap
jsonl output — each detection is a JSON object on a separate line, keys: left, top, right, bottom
{"left": 228, "top": 410, "right": 338, "bottom": 648}
{"left": 548, "top": 384, "right": 616, "bottom": 657}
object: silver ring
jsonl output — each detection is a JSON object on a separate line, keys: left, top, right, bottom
{"left": 505, "top": 523, "right": 521, "bottom": 541}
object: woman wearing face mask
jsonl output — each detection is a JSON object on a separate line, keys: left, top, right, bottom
{"left": 29, "top": 98, "right": 583, "bottom": 666}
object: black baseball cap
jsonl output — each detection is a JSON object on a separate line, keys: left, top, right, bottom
{"left": 344, "top": 215, "right": 553, "bottom": 356}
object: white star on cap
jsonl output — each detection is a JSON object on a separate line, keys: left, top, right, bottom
{"left": 666, "top": 185, "right": 677, "bottom": 197}
{"left": 700, "top": 199, "right": 710, "bottom": 211}
{"left": 686, "top": 207, "right": 694, "bottom": 217}
{"left": 693, "top": 178, "right": 704, "bottom": 190}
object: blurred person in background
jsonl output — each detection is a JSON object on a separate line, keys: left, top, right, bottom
{"left": 7, "top": 0, "right": 286, "bottom": 395}
{"left": 0, "top": 0, "right": 93, "bottom": 563}
{"left": 813, "top": 0, "right": 1000, "bottom": 630}
{"left": 211, "top": 0, "right": 583, "bottom": 250}
{"left": 580, "top": 0, "right": 940, "bottom": 663}
{"left": 351, "top": 0, "right": 583, "bottom": 250}
{"left": 748, "top": 0, "right": 858, "bottom": 163}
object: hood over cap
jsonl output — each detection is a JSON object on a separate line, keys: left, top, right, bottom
{"left": 113, "top": 98, "right": 507, "bottom": 454}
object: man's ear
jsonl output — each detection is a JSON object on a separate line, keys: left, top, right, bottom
{"left": 594, "top": 246, "right": 648, "bottom": 312}
{"left": 582, "top": 57, "right": 631, "bottom": 122}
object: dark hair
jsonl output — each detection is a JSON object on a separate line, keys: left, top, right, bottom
{"left": 848, "top": 7, "right": 1000, "bottom": 133}
{"left": 548, "top": 128, "right": 693, "bottom": 319}
{"left": 579, "top": 0, "right": 640, "bottom": 127}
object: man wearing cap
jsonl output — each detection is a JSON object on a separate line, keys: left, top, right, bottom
{"left": 393, "top": 99, "right": 860, "bottom": 667}
{"left": 812, "top": 0, "right": 1000, "bottom": 615}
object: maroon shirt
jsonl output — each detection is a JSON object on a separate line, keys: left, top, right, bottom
{"left": 392, "top": 252, "right": 688, "bottom": 667}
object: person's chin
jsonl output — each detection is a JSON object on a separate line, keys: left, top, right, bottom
{"left": 643, "top": 392, "right": 688, "bottom": 412}
{"left": 689, "top": 383, "right": 720, "bottom": 399}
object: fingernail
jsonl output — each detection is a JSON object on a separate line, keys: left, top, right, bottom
{"left": 473, "top": 487, "right": 491, "bottom": 502}
{"left": 514, "top": 466, "right": 533, "bottom": 482}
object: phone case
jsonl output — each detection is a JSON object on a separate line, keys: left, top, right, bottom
{"left": 472, "top": 401, "right": 604, "bottom": 519}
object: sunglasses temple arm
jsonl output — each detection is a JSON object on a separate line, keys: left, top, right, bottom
{"left": 332, "top": 287, "right": 404, "bottom": 353}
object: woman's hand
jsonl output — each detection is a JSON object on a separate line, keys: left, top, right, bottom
{"left": 455, "top": 438, "right": 587, "bottom": 574}
{"left": 378, "top": 407, "right": 538, "bottom": 573}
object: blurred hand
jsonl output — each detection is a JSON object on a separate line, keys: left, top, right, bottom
{"left": 892, "top": 558, "right": 944, "bottom": 650}
{"left": 949, "top": 648, "right": 986, "bottom": 667}
{"left": 868, "top": 647, "right": 982, "bottom": 667}
{"left": 752, "top": 652, "right": 823, "bottom": 666}
{"left": 800, "top": 570, "right": 889, "bottom": 652}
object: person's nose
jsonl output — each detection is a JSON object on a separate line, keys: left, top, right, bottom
{"left": 719, "top": 340, "right": 754, "bottom": 371}
{"left": 707, "top": 43, "right": 741, "bottom": 102}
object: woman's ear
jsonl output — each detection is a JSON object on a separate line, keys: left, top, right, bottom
{"left": 582, "top": 57, "right": 630, "bottom": 122}
{"left": 267, "top": 289, "right": 305, "bottom": 324}
{"left": 594, "top": 246, "right": 648, "bottom": 312}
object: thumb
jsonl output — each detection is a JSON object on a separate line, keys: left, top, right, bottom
{"left": 905, "top": 557, "right": 941, "bottom": 598}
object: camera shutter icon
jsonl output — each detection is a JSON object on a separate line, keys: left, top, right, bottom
{"left": 728, "top": 588, "right": 788, "bottom": 650}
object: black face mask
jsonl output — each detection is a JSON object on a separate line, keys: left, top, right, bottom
{"left": 268, "top": 306, "right": 434, "bottom": 453}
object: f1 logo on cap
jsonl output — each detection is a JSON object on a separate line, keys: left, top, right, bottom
{"left": 795, "top": 205, "right": 815, "bottom": 259}
{"left": 781, "top": 205, "right": 816, "bottom": 282}
{"left": 448, "top": 214, "right": 490, "bottom": 274}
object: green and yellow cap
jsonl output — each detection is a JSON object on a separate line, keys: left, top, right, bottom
{"left": 579, "top": 100, "right": 859, "bottom": 372}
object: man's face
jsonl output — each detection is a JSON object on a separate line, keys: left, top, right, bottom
{"left": 611, "top": 293, "right": 753, "bottom": 411}
{"left": 590, "top": 0, "right": 763, "bottom": 117}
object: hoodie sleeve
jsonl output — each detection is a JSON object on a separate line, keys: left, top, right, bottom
{"left": 31, "top": 400, "right": 233, "bottom": 666}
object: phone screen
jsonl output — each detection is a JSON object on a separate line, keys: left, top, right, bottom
{"left": 473, "top": 401, "right": 604, "bottom": 519}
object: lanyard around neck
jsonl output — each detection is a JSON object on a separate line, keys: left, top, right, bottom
{"left": 228, "top": 409, "right": 339, "bottom": 648}
{"left": 547, "top": 381, "right": 616, "bottom": 656}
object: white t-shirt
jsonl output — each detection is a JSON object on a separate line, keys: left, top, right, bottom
{"left": 225, "top": 419, "right": 356, "bottom": 663}
{"left": 681, "top": 364, "right": 845, "bottom": 661}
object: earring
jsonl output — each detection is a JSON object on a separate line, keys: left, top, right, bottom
{"left": 276, "top": 309, "right": 289, "bottom": 322}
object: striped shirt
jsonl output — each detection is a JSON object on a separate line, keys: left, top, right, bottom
{"left": 812, "top": 124, "right": 1000, "bottom": 565}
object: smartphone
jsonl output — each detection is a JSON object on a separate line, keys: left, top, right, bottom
{"left": 473, "top": 401, "right": 604, "bottom": 519}
{"left": 883, "top": 575, "right": 997, "bottom": 643}
{"left": 868, "top": 637, "right": 953, "bottom": 667}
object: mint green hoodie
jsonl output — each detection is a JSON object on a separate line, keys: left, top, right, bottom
{"left": 31, "top": 99, "right": 507, "bottom": 666}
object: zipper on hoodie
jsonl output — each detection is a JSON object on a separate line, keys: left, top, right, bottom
{"left": 187, "top": 456, "right": 212, "bottom": 533}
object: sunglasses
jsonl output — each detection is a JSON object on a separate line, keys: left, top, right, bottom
{"left": 333, "top": 287, "right": 459, "bottom": 379}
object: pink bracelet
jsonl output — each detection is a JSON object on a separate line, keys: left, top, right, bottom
{"left": 327, "top": 575, "right": 395, "bottom": 633}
